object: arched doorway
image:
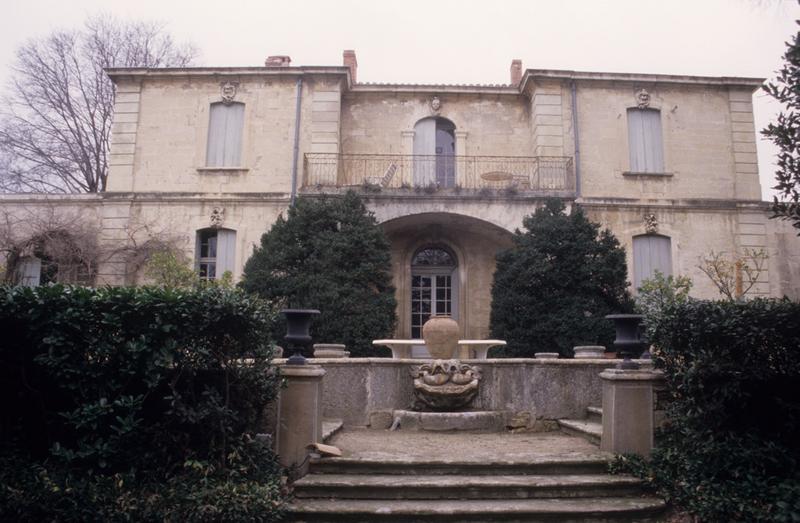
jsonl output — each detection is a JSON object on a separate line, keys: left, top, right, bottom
{"left": 410, "top": 245, "right": 459, "bottom": 339}
{"left": 413, "top": 117, "right": 456, "bottom": 188}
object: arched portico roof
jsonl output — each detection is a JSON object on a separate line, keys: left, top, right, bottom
{"left": 379, "top": 211, "right": 514, "bottom": 243}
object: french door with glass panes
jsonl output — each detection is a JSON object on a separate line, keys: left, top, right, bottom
{"left": 411, "top": 271, "right": 458, "bottom": 339}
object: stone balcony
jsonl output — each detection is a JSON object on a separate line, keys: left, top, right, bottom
{"left": 302, "top": 153, "right": 574, "bottom": 195}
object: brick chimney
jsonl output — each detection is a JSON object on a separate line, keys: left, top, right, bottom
{"left": 510, "top": 59, "right": 522, "bottom": 86}
{"left": 343, "top": 50, "right": 357, "bottom": 83}
{"left": 265, "top": 55, "right": 291, "bottom": 67}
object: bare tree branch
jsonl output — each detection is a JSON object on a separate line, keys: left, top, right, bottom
{"left": 0, "top": 14, "right": 197, "bottom": 194}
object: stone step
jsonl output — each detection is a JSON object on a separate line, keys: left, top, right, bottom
{"left": 322, "top": 419, "right": 343, "bottom": 442}
{"left": 309, "top": 456, "right": 610, "bottom": 476}
{"left": 557, "top": 419, "right": 603, "bottom": 446}
{"left": 586, "top": 406, "right": 603, "bottom": 424}
{"left": 288, "top": 496, "right": 668, "bottom": 522}
{"left": 392, "top": 409, "right": 509, "bottom": 431}
{"left": 293, "top": 473, "right": 646, "bottom": 500}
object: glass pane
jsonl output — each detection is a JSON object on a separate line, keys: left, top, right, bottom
{"left": 412, "top": 248, "right": 455, "bottom": 267}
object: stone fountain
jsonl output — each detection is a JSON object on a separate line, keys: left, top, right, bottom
{"left": 409, "top": 315, "right": 483, "bottom": 411}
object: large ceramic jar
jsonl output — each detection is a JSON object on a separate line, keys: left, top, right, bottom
{"left": 422, "top": 316, "right": 459, "bottom": 359}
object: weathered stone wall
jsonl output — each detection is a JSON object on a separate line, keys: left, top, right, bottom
{"left": 107, "top": 74, "right": 345, "bottom": 194}
{"left": 341, "top": 90, "right": 532, "bottom": 162}
{"left": 308, "top": 358, "right": 641, "bottom": 427}
{"left": 575, "top": 82, "right": 761, "bottom": 202}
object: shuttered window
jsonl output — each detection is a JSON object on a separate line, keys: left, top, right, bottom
{"left": 633, "top": 235, "right": 672, "bottom": 290}
{"left": 206, "top": 102, "right": 245, "bottom": 167}
{"left": 627, "top": 108, "right": 664, "bottom": 173}
{"left": 196, "top": 229, "right": 236, "bottom": 280}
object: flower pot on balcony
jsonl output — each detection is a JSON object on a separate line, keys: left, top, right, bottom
{"left": 422, "top": 316, "right": 459, "bottom": 360}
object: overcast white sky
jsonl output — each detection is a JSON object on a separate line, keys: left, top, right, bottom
{"left": 2, "top": 0, "right": 797, "bottom": 200}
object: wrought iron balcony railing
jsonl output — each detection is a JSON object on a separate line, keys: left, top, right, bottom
{"left": 303, "top": 153, "right": 574, "bottom": 192}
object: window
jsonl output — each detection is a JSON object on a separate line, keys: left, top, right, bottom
{"left": 410, "top": 246, "right": 458, "bottom": 339}
{"left": 206, "top": 102, "right": 245, "bottom": 167}
{"left": 627, "top": 108, "right": 664, "bottom": 173}
{"left": 14, "top": 257, "right": 42, "bottom": 287}
{"left": 633, "top": 234, "right": 672, "bottom": 290}
{"left": 413, "top": 117, "right": 456, "bottom": 188}
{"left": 196, "top": 228, "right": 236, "bottom": 280}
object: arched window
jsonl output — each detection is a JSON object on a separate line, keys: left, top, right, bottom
{"left": 413, "top": 117, "right": 456, "bottom": 187}
{"left": 410, "top": 245, "right": 458, "bottom": 339}
{"left": 627, "top": 108, "right": 664, "bottom": 173}
{"left": 206, "top": 102, "right": 245, "bottom": 167}
{"left": 196, "top": 228, "right": 236, "bottom": 280}
{"left": 633, "top": 234, "right": 672, "bottom": 290}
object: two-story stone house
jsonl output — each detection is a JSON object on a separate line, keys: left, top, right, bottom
{"left": 3, "top": 51, "right": 799, "bottom": 340}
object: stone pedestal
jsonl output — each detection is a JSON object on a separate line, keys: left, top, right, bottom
{"left": 600, "top": 368, "right": 665, "bottom": 457}
{"left": 573, "top": 345, "right": 605, "bottom": 359}
{"left": 276, "top": 364, "right": 326, "bottom": 474}
{"left": 313, "top": 343, "right": 347, "bottom": 358}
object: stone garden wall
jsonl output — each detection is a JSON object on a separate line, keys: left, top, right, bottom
{"left": 298, "top": 358, "right": 651, "bottom": 428}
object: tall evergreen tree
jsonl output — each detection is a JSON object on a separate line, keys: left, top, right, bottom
{"left": 240, "top": 192, "right": 396, "bottom": 356}
{"left": 763, "top": 19, "right": 800, "bottom": 234}
{"left": 490, "top": 199, "right": 633, "bottom": 357}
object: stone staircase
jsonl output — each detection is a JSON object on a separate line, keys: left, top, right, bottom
{"left": 288, "top": 428, "right": 666, "bottom": 522}
{"left": 558, "top": 406, "right": 603, "bottom": 446}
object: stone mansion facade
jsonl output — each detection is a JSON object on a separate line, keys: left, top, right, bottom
{"left": 2, "top": 51, "right": 799, "bottom": 340}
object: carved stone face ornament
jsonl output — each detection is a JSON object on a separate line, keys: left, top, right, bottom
{"left": 644, "top": 213, "right": 658, "bottom": 234}
{"left": 210, "top": 207, "right": 225, "bottom": 228}
{"left": 430, "top": 96, "right": 441, "bottom": 114}
{"left": 221, "top": 82, "right": 237, "bottom": 104}
{"left": 411, "top": 359, "right": 482, "bottom": 411}
{"left": 635, "top": 88, "right": 651, "bottom": 109}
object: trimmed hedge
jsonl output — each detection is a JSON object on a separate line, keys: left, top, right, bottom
{"left": 240, "top": 192, "right": 397, "bottom": 357}
{"left": 626, "top": 299, "right": 800, "bottom": 522}
{"left": 0, "top": 285, "right": 285, "bottom": 522}
{"left": 490, "top": 199, "right": 632, "bottom": 357}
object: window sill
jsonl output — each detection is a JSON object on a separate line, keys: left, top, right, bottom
{"left": 623, "top": 171, "right": 673, "bottom": 178}
{"left": 197, "top": 167, "right": 249, "bottom": 174}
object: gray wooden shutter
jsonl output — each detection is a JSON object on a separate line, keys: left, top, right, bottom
{"left": 633, "top": 235, "right": 672, "bottom": 289}
{"left": 413, "top": 118, "right": 436, "bottom": 185}
{"left": 16, "top": 257, "right": 41, "bottom": 287}
{"left": 628, "top": 109, "right": 664, "bottom": 173}
{"left": 215, "top": 229, "right": 236, "bottom": 278}
{"left": 206, "top": 103, "right": 245, "bottom": 167}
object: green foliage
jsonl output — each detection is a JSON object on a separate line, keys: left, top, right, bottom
{"left": 635, "top": 270, "right": 692, "bottom": 339}
{"left": 0, "top": 284, "right": 286, "bottom": 521}
{"left": 144, "top": 250, "right": 199, "bottom": 287}
{"left": 489, "top": 198, "right": 633, "bottom": 357}
{"left": 627, "top": 299, "right": 800, "bottom": 522}
{"left": 762, "top": 20, "right": 800, "bottom": 234}
{"left": 240, "top": 192, "right": 396, "bottom": 356}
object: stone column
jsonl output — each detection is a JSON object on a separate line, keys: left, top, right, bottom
{"left": 599, "top": 369, "right": 665, "bottom": 457}
{"left": 276, "top": 364, "right": 326, "bottom": 474}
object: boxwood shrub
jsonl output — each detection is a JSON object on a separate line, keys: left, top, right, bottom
{"left": 626, "top": 298, "right": 800, "bottom": 522}
{"left": 0, "top": 284, "right": 286, "bottom": 522}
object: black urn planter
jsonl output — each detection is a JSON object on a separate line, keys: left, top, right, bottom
{"left": 281, "top": 309, "right": 320, "bottom": 365}
{"left": 605, "top": 314, "right": 645, "bottom": 370}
